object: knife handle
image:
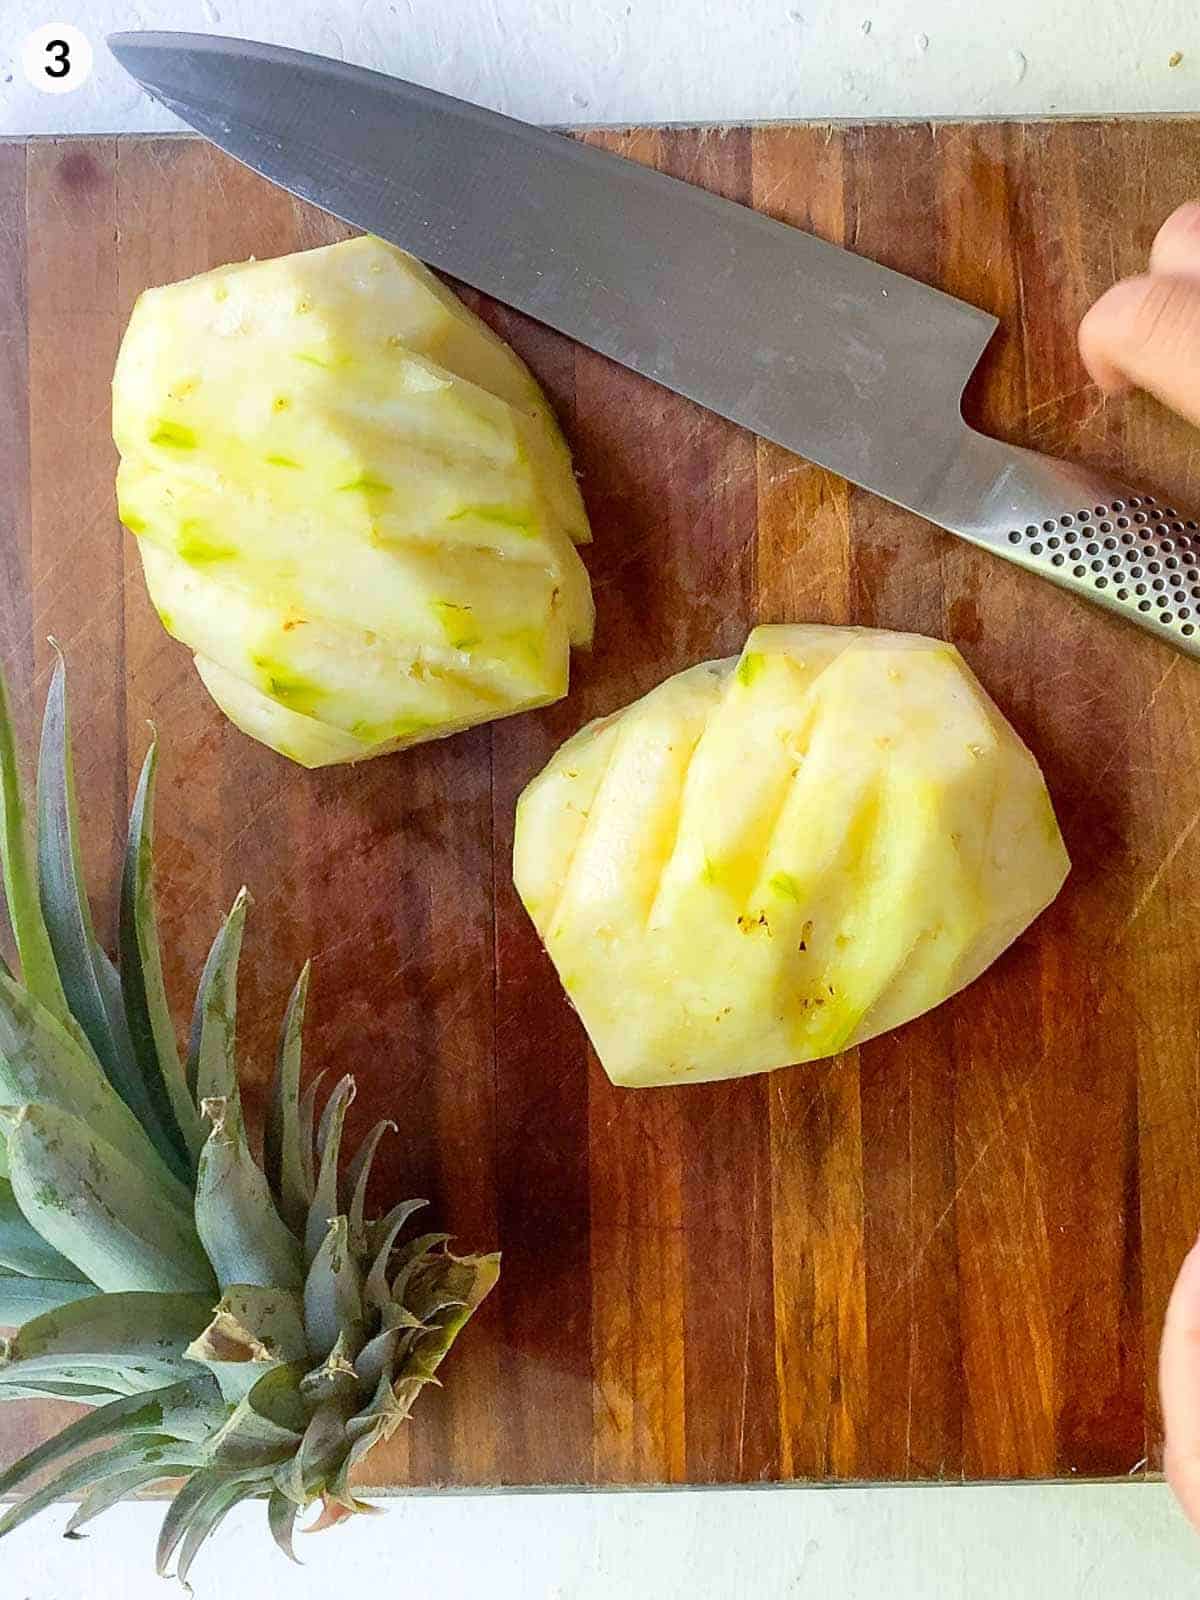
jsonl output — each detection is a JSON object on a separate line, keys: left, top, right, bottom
{"left": 930, "top": 431, "right": 1200, "bottom": 660}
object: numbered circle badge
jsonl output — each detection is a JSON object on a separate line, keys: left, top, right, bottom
{"left": 21, "top": 23, "right": 94, "bottom": 94}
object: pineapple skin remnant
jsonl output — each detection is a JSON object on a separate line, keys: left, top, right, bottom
{"left": 514, "top": 624, "right": 1071, "bottom": 1088}
{"left": 113, "top": 235, "right": 593, "bottom": 768}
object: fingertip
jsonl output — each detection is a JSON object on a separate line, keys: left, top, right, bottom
{"left": 1077, "top": 280, "right": 1144, "bottom": 391}
{"left": 1077, "top": 271, "right": 1200, "bottom": 425}
{"left": 1151, "top": 200, "right": 1200, "bottom": 278}
{"left": 1161, "top": 1236, "right": 1200, "bottom": 1530}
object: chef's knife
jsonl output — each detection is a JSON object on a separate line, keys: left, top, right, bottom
{"left": 110, "top": 30, "right": 1200, "bottom": 659}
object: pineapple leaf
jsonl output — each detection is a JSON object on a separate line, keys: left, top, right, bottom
{"left": 0, "top": 1267, "right": 98, "bottom": 1324}
{"left": 296, "top": 1067, "right": 329, "bottom": 1197}
{"left": 344, "top": 1119, "right": 396, "bottom": 1252}
{"left": 0, "top": 1288, "right": 213, "bottom": 1378}
{"left": 0, "top": 651, "right": 502, "bottom": 1566}
{"left": 298, "top": 1334, "right": 358, "bottom": 1411}
{"left": 0, "top": 1175, "right": 90, "bottom": 1281}
{"left": 315, "top": 1074, "right": 349, "bottom": 1164}
{"left": 0, "top": 1379, "right": 216, "bottom": 1501}
{"left": 91, "top": 941, "right": 191, "bottom": 1182}
{"left": 305, "top": 1075, "right": 354, "bottom": 1266}
{"left": 0, "top": 1433, "right": 199, "bottom": 1543}
{"left": 36, "top": 657, "right": 186, "bottom": 1177}
{"left": 0, "top": 1378, "right": 125, "bottom": 1404}
{"left": 157, "top": 1466, "right": 271, "bottom": 1580}
{"left": 303, "top": 1217, "right": 364, "bottom": 1362}
{"left": 266, "top": 1489, "right": 301, "bottom": 1563}
{"left": 351, "top": 1325, "right": 404, "bottom": 1392}
{"left": 194, "top": 1098, "right": 304, "bottom": 1293}
{"left": 188, "top": 891, "right": 248, "bottom": 1109}
{"left": 121, "top": 740, "right": 206, "bottom": 1167}
{"left": 176, "top": 1474, "right": 266, "bottom": 1589}
{"left": 0, "top": 1361, "right": 160, "bottom": 1399}
{"left": 404, "top": 1253, "right": 501, "bottom": 1384}
{"left": 0, "top": 665, "right": 69, "bottom": 1022}
{"left": 210, "top": 1363, "right": 306, "bottom": 1469}
{"left": 273, "top": 1397, "right": 354, "bottom": 1505}
{"left": 4, "top": 1102, "right": 214, "bottom": 1294}
{"left": 66, "top": 1461, "right": 203, "bottom": 1537}
{"left": 366, "top": 1228, "right": 448, "bottom": 1313}
{"left": 0, "top": 966, "right": 193, "bottom": 1214}
{"left": 264, "top": 962, "right": 311, "bottom": 1233}
{"left": 185, "top": 1286, "right": 307, "bottom": 1404}
{"left": 365, "top": 1197, "right": 428, "bottom": 1261}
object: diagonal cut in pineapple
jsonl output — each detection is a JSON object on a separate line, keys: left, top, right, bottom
{"left": 113, "top": 235, "right": 593, "bottom": 767}
{"left": 515, "top": 624, "right": 1071, "bottom": 1087}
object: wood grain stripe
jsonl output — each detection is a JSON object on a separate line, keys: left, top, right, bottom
{"left": 0, "top": 143, "right": 32, "bottom": 724}
{"left": 27, "top": 140, "right": 125, "bottom": 947}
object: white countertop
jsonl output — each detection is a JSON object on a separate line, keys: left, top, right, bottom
{"left": 2, "top": 0, "right": 1200, "bottom": 136}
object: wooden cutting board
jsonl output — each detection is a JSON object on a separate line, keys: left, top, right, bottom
{"left": 1, "top": 119, "right": 1199, "bottom": 1492}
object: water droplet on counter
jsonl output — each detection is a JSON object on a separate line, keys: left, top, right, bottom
{"left": 1010, "top": 48, "right": 1028, "bottom": 84}
{"left": 915, "top": 31, "right": 929, "bottom": 51}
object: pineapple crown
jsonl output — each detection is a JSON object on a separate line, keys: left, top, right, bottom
{"left": 0, "top": 654, "right": 498, "bottom": 1581}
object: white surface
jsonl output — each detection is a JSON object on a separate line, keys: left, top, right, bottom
{"left": 4, "top": 2, "right": 1200, "bottom": 1595}
{"left": 4, "top": 1484, "right": 1199, "bottom": 1599}
{"left": 1, "top": 0, "right": 1200, "bottom": 135}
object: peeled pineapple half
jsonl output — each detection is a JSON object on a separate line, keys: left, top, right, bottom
{"left": 114, "top": 236, "right": 593, "bottom": 766}
{"left": 514, "top": 625, "right": 1069, "bottom": 1087}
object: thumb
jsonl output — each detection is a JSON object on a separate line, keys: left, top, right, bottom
{"left": 1161, "top": 1236, "right": 1200, "bottom": 1529}
{"left": 1079, "top": 274, "right": 1200, "bottom": 425}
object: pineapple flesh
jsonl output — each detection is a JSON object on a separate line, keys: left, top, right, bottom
{"left": 0, "top": 658, "right": 498, "bottom": 1575}
{"left": 113, "top": 236, "right": 593, "bottom": 767}
{"left": 514, "top": 624, "right": 1070, "bottom": 1087}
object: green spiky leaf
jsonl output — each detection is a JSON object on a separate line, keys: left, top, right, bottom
{"left": 185, "top": 1285, "right": 307, "bottom": 1404}
{"left": 297, "top": 1068, "right": 328, "bottom": 1198}
{"left": 120, "top": 740, "right": 205, "bottom": 1166}
{"left": 176, "top": 1473, "right": 265, "bottom": 1587}
{"left": 0, "top": 651, "right": 500, "bottom": 1569}
{"left": 265, "top": 964, "right": 311, "bottom": 1234}
{"left": 66, "top": 1461, "right": 201, "bottom": 1537}
{"left": 0, "top": 968, "right": 192, "bottom": 1213}
{"left": 267, "top": 1489, "right": 300, "bottom": 1563}
{"left": 36, "top": 657, "right": 185, "bottom": 1178}
{"left": 0, "top": 1266, "right": 98, "bottom": 1325}
{"left": 345, "top": 1120, "right": 396, "bottom": 1252}
{"left": 189, "top": 891, "right": 247, "bottom": 1108}
{"left": 0, "top": 1176, "right": 89, "bottom": 1282}
{"left": 0, "top": 1290, "right": 214, "bottom": 1379}
{"left": 0, "top": 1433, "right": 204, "bottom": 1542}
{"left": 3, "top": 1103, "right": 214, "bottom": 1293}
{"left": 304, "top": 1217, "right": 364, "bottom": 1362}
{"left": 0, "top": 666, "right": 68, "bottom": 1021}
{"left": 0, "top": 1379, "right": 218, "bottom": 1501}
{"left": 195, "top": 1097, "right": 304, "bottom": 1293}
{"left": 305, "top": 1076, "right": 354, "bottom": 1265}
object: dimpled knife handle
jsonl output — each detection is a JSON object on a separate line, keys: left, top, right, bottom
{"left": 929, "top": 433, "right": 1200, "bottom": 660}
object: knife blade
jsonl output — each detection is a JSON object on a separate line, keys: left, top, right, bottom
{"left": 109, "top": 30, "right": 1200, "bottom": 659}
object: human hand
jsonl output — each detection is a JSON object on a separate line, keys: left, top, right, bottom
{"left": 1161, "top": 1236, "right": 1200, "bottom": 1528}
{"left": 1079, "top": 200, "right": 1200, "bottom": 422}
{"left": 1081, "top": 202, "right": 1200, "bottom": 1528}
